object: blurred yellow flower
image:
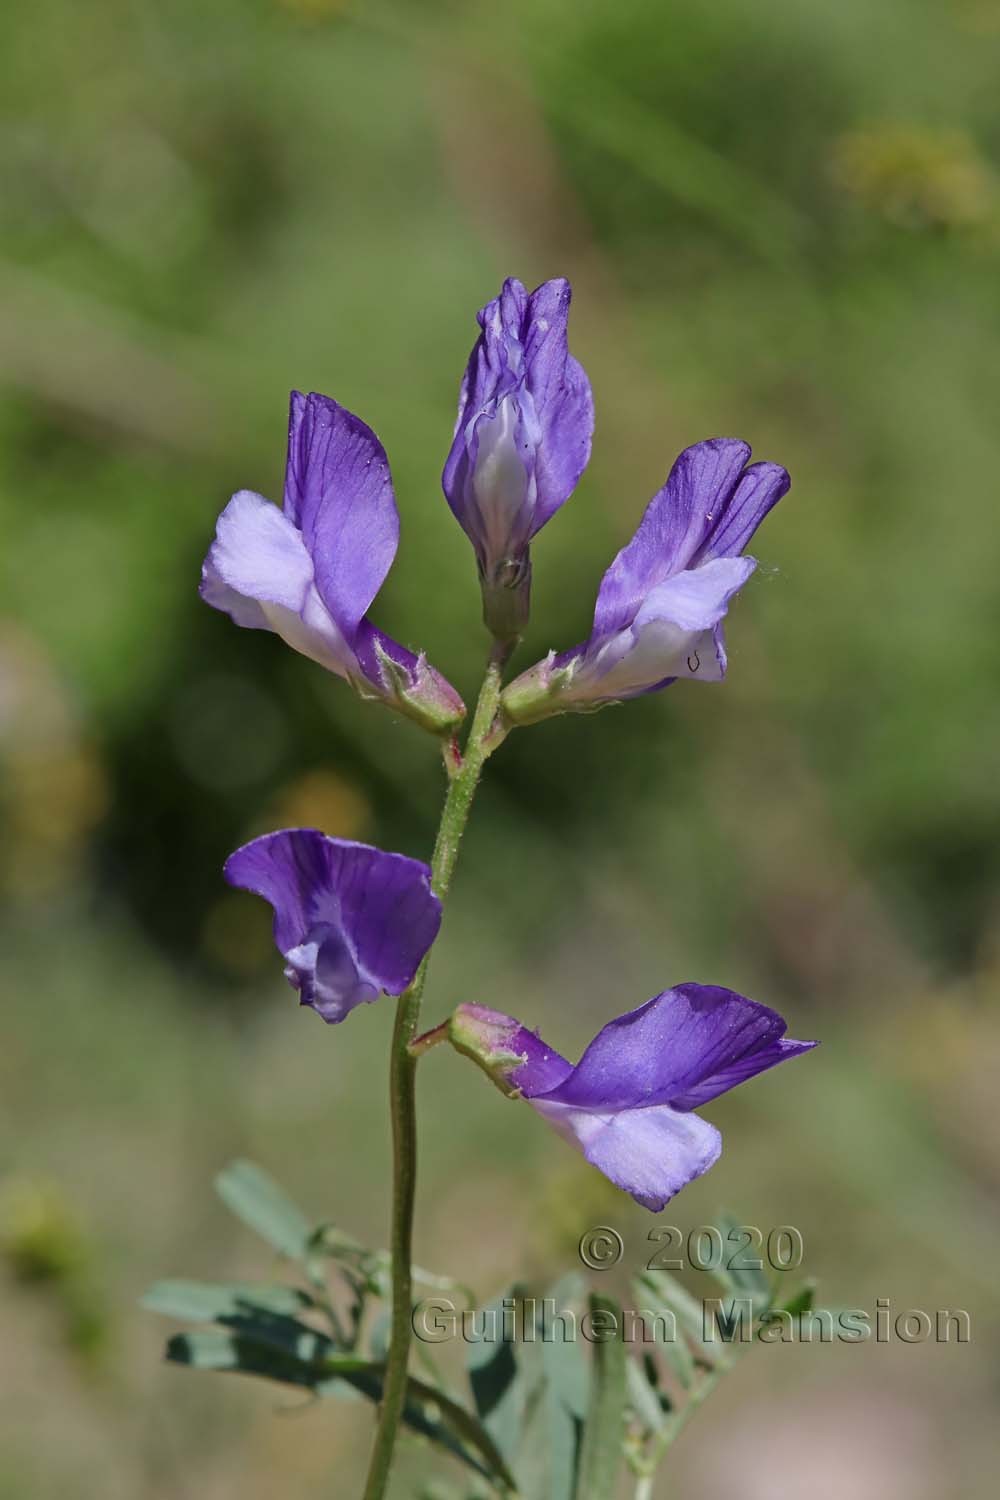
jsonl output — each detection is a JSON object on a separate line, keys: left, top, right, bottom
{"left": 831, "top": 122, "right": 999, "bottom": 231}
{"left": 0, "top": 627, "right": 108, "bottom": 901}
{"left": 267, "top": 767, "right": 371, "bottom": 841}
{"left": 0, "top": 1175, "right": 86, "bottom": 1283}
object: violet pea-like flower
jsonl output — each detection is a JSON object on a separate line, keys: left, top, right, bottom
{"left": 501, "top": 438, "right": 790, "bottom": 724}
{"left": 443, "top": 277, "right": 594, "bottom": 641}
{"left": 201, "top": 391, "right": 465, "bottom": 735}
{"left": 438, "top": 985, "right": 815, "bottom": 1210}
{"left": 225, "top": 829, "right": 441, "bottom": 1024}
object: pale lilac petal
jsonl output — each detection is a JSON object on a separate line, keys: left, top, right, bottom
{"left": 200, "top": 490, "right": 357, "bottom": 675}
{"left": 618, "top": 623, "right": 725, "bottom": 694}
{"left": 259, "top": 591, "right": 358, "bottom": 678}
{"left": 460, "top": 396, "right": 534, "bottom": 565}
{"left": 530, "top": 1097, "right": 722, "bottom": 1212}
{"left": 282, "top": 392, "right": 399, "bottom": 635}
{"left": 224, "top": 830, "right": 440, "bottom": 1023}
{"left": 632, "top": 555, "right": 757, "bottom": 633}
{"left": 592, "top": 440, "right": 751, "bottom": 638}
{"left": 199, "top": 576, "right": 270, "bottom": 632}
{"left": 567, "top": 620, "right": 708, "bottom": 703}
{"left": 547, "top": 556, "right": 750, "bottom": 706}
{"left": 502, "top": 549, "right": 756, "bottom": 719}
{"left": 201, "top": 490, "right": 314, "bottom": 616}
{"left": 710, "top": 622, "right": 728, "bottom": 678}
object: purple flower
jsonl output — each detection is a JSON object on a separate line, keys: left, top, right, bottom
{"left": 501, "top": 439, "right": 790, "bottom": 724}
{"left": 443, "top": 985, "right": 815, "bottom": 1210}
{"left": 442, "top": 278, "right": 593, "bottom": 640}
{"left": 224, "top": 829, "right": 441, "bottom": 1024}
{"left": 201, "top": 392, "right": 465, "bottom": 735}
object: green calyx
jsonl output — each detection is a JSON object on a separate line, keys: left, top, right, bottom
{"left": 365, "top": 641, "right": 466, "bottom": 736}
{"left": 480, "top": 554, "right": 532, "bottom": 644}
{"left": 410, "top": 1007, "right": 527, "bottom": 1099}
{"left": 499, "top": 654, "right": 576, "bottom": 726}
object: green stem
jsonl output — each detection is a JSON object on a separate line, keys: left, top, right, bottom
{"left": 632, "top": 1359, "right": 730, "bottom": 1484}
{"left": 361, "top": 653, "right": 509, "bottom": 1500}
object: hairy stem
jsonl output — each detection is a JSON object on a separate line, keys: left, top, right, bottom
{"left": 361, "top": 653, "right": 508, "bottom": 1500}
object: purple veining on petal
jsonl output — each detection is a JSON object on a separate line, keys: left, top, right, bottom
{"left": 539, "top": 985, "right": 799, "bottom": 1111}
{"left": 592, "top": 440, "right": 753, "bottom": 640}
{"left": 668, "top": 1037, "right": 817, "bottom": 1111}
{"left": 283, "top": 392, "right": 399, "bottom": 636}
{"left": 699, "top": 460, "right": 790, "bottom": 563}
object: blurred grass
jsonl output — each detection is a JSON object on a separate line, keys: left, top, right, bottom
{"left": 1, "top": 0, "right": 999, "bottom": 1495}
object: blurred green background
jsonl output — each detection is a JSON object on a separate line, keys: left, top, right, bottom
{"left": 1, "top": 0, "right": 998, "bottom": 1494}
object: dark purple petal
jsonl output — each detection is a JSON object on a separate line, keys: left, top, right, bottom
{"left": 530, "top": 1097, "right": 722, "bottom": 1212}
{"left": 700, "top": 461, "right": 790, "bottom": 563}
{"left": 200, "top": 489, "right": 357, "bottom": 674}
{"left": 519, "top": 280, "right": 594, "bottom": 528}
{"left": 507, "top": 1025, "right": 574, "bottom": 1095}
{"left": 225, "top": 826, "right": 324, "bottom": 954}
{"left": 442, "top": 281, "right": 525, "bottom": 550}
{"left": 224, "top": 830, "right": 441, "bottom": 1024}
{"left": 669, "top": 1037, "right": 817, "bottom": 1111}
{"left": 541, "top": 985, "right": 805, "bottom": 1111}
{"left": 282, "top": 392, "right": 400, "bottom": 636}
{"left": 592, "top": 440, "right": 751, "bottom": 639}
